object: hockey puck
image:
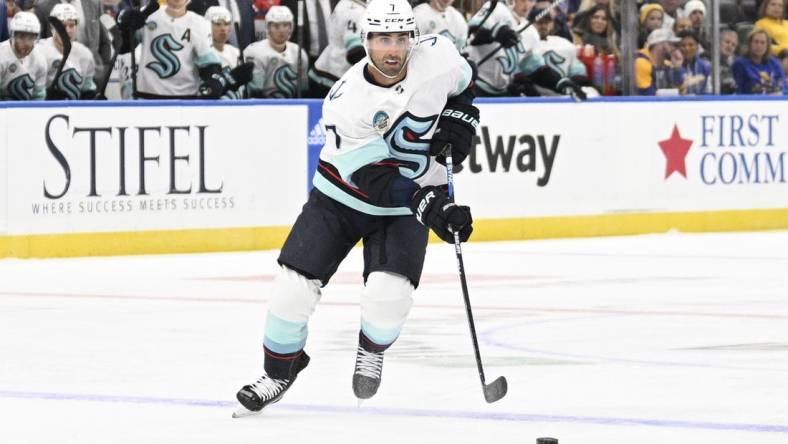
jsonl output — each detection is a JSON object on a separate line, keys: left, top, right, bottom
{"left": 536, "top": 438, "right": 558, "bottom": 444}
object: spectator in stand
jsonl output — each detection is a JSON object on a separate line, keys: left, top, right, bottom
{"left": 575, "top": 0, "right": 619, "bottom": 33}
{"left": 638, "top": 4, "right": 663, "bottom": 48}
{"left": 682, "top": 0, "right": 709, "bottom": 54}
{"left": 778, "top": 48, "right": 788, "bottom": 92}
{"left": 676, "top": 30, "right": 709, "bottom": 94}
{"left": 635, "top": 27, "right": 679, "bottom": 95}
{"left": 573, "top": 4, "right": 619, "bottom": 57}
{"left": 719, "top": 28, "right": 739, "bottom": 93}
{"left": 659, "top": 0, "right": 680, "bottom": 32}
{"left": 755, "top": 0, "right": 787, "bottom": 56}
{"left": 672, "top": 16, "right": 692, "bottom": 36}
{"left": 732, "top": 28, "right": 784, "bottom": 94}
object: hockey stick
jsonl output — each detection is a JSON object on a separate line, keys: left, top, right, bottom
{"left": 295, "top": 0, "right": 305, "bottom": 98}
{"left": 47, "top": 16, "right": 72, "bottom": 88}
{"left": 476, "top": 0, "right": 565, "bottom": 67}
{"left": 233, "top": 22, "right": 248, "bottom": 98}
{"left": 444, "top": 144, "right": 508, "bottom": 404}
{"left": 95, "top": 25, "right": 124, "bottom": 99}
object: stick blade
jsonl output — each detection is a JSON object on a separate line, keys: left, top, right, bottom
{"left": 483, "top": 376, "right": 507, "bottom": 403}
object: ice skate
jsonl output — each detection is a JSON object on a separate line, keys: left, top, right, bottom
{"left": 352, "top": 344, "right": 384, "bottom": 400}
{"left": 233, "top": 352, "right": 310, "bottom": 418}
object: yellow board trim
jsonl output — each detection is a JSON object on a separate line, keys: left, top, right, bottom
{"left": 2, "top": 208, "right": 787, "bottom": 258}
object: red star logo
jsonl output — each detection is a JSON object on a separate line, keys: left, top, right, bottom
{"left": 658, "top": 124, "right": 693, "bottom": 179}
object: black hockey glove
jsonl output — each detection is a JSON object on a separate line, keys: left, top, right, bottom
{"left": 116, "top": 8, "right": 146, "bottom": 33}
{"left": 198, "top": 73, "right": 226, "bottom": 98}
{"left": 346, "top": 45, "right": 366, "bottom": 65}
{"left": 557, "top": 77, "right": 587, "bottom": 102}
{"left": 225, "top": 62, "right": 254, "bottom": 91}
{"left": 493, "top": 25, "right": 519, "bottom": 49}
{"left": 429, "top": 102, "right": 480, "bottom": 166}
{"left": 46, "top": 85, "right": 69, "bottom": 100}
{"left": 507, "top": 72, "right": 540, "bottom": 97}
{"left": 468, "top": 26, "right": 494, "bottom": 46}
{"left": 410, "top": 186, "right": 473, "bottom": 244}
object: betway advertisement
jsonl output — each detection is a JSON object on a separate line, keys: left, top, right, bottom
{"left": 455, "top": 98, "right": 787, "bottom": 217}
{"left": 3, "top": 103, "right": 308, "bottom": 235}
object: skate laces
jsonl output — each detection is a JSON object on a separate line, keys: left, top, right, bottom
{"left": 355, "top": 346, "right": 384, "bottom": 378}
{"left": 247, "top": 374, "right": 288, "bottom": 401}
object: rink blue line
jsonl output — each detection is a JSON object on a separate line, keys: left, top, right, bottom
{"left": 1, "top": 390, "right": 787, "bottom": 434}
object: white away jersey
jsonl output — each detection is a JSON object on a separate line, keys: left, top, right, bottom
{"left": 313, "top": 0, "right": 366, "bottom": 79}
{"left": 245, "top": 39, "right": 308, "bottom": 98}
{"left": 413, "top": 3, "right": 469, "bottom": 51}
{"left": 214, "top": 44, "right": 240, "bottom": 69}
{"left": 39, "top": 37, "right": 96, "bottom": 99}
{"left": 0, "top": 40, "right": 47, "bottom": 100}
{"left": 314, "top": 34, "right": 474, "bottom": 216}
{"left": 533, "top": 35, "right": 587, "bottom": 79}
{"left": 464, "top": 1, "right": 543, "bottom": 95}
{"left": 137, "top": 9, "right": 221, "bottom": 97}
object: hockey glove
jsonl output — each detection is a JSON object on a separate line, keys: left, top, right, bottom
{"left": 410, "top": 186, "right": 473, "bottom": 244}
{"left": 468, "top": 26, "right": 494, "bottom": 46}
{"left": 225, "top": 62, "right": 254, "bottom": 91}
{"left": 494, "top": 25, "right": 519, "bottom": 49}
{"left": 116, "top": 8, "right": 146, "bottom": 33}
{"left": 198, "top": 74, "right": 226, "bottom": 99}
{"left": 346, "top": 45, "right": 366, "bottom": 65}
{"left": 507, "top": 72, "right": 540, "bottom": 97}
{"left": 429, "top": 102, "right": 480, "bottom": 166}
{"left": 557, "top": 77, "right": 587, "bottom": 102}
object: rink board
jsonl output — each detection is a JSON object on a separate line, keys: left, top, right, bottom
{"left": 0, "top": 97, "right": 786, "bottom": 258}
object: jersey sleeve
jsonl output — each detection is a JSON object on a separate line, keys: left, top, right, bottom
{"left": 192, "top": 16, "right": 222, "bottom": 68}
{"left": 343, "top": 6, "right": 364, "bottom": 50}
{"left": 82, "top": 47, "right": 97, "bottom": 92}
{"left": 32, "top": 53, "right": 47, "bottom": 100}
{"left": 245, "top": 46, "right": 266, "bottom": 94}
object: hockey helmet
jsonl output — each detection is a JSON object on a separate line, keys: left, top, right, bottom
{"left": 266, "top": 5, "right": 294, "bottom": 24}
{"left": 50, "top": 3, "right": 80, "bottom": 23}
{"left": 362, "top": 0, "right": 419, "bottom": 78}
{"left": 205, "top": 6, "right": 233, "bottom": 24}
{"left": 10, "top": 11, "right": 41, "bottom": 37}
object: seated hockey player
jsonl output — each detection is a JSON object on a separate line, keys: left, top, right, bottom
{"left": 414, "top": 0, "right": 469, "bottom": 51}
{"left": 0, "top": 11, "right": 47, "bottom": 100}
{"left": 465, "top": 0, "right": 585, "bottom": 99}
{"left": 40, "top": 4, "right": 97, "bottom": 100}
{"left": 205, "top": 6, "right": 249, "bottom": 99}
{"left": 306, "top": 0, "right": 367, "bottom": 98}
{"left": 244, "top": 5, "right": 308, "bottom": 98}
{"left": 116, "top": 0, "right": 251, "bottom": 99}
{"left": 233, "top": 0, "right": 477, "bottom": 417}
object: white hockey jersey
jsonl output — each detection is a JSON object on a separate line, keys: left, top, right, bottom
{"left": 314, "top": 34, "right": 473, "bottom": 216}
{"left": 464, "top": 1, "right": 544, "bottom": 95}
{"left": 312, "top": 0, "right": 366, "bottom": 80}
{"left": 413, "top": 3, "right": 468, "bottom": 51}
{"left": 533, "top": 35, "right": 587, "bottom": 79}
{"left": 0, "top": 40, "right": 47, "bottom": 100}
{"left": 39, "top": 37, "right": 97, "bottom": 99}
{"left": 245, "top": 39, "right": 308, "bottom": 98}
{"left": 214, "top": 43, "right": 240, "bottom": 69}
{"left": 136, "top": 9, "right": 222, "bottom": 97}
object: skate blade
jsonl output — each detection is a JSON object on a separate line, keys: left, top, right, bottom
{"left": 232, "top": 405, "right": 263, "bottom": 418}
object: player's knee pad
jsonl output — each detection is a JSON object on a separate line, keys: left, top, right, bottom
{"left": 264, "top": 266, "right": 322, "bottom": 353}
{"left": 360, "top": 271, "right": 415, "bottom": 345}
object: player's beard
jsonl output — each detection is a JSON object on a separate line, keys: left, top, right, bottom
{"left": 374, "top": 53, "right": 404, "bottom": 78}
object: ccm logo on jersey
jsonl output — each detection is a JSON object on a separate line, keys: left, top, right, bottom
{"left": 415, "top": 190, "right": 435, "bottom": 224}
{"left": 442, "top": 109, "right": 480, "bottom": 129}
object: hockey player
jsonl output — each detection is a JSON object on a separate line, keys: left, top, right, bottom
{"left": 413, "top": 0, "right": 469, "bottom": 52}
{"left": 529, "top": 6, "right": 594, "bottom": 97}
{"left": 40, "top": 4, "right": 97, "bottom": 100}
{"left": 307, "top": 0, "right": 367, "bottom": 98}
{"left": 234, "top": 0, "right": 477, "bottom": 416}
{"left": 116, "top": 0, "right": 250, "bottom": 99}
{"left": 244, "top": 5, "right": 308, "bottom": 98}
{"left": 206, "top": 6, "right": 240, "bottom": 69}
{"left": 0, "top": 11, "right": 47, "bottom": 100}
{"left": 465, "top": 0, "right": 584, "bottom": 99}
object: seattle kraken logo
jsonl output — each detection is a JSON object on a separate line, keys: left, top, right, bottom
{"left": 56, "top": 68, "right": 84, "bottom": 100}
{"left": 497, "top": 42, "right": 525, "bottom": 75}
{"left": 7, "top": 74, "right": 34, "bottom": 100}
{"left": 383, "top": 112, "right": 438, "bottom": 180}
{"left": 273, "top": 64, "right": 298, "bottom": 98}
{"left": 147, "top": 34, "right": 184, "bottom": 79}
{"left": 543, "top": 50, "right": 567, "bottom": 77}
